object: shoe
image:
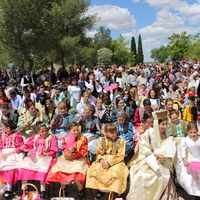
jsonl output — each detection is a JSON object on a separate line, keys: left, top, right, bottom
{"left": 95, "top": 191, "right": 104, "bottom": 199}
{"left": 3, "top": 191, "right": 14, "bottom": 200}
{"left": 78, "top": 190, "right": 84, "bottom": 200}
{"left": 40, "top": 191, "right": 47, "bottom": 199}
{"left": 13, "top": 189, "right": 23, "bottom": 196}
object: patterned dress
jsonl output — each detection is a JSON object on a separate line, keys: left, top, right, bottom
{"left": 0, "top": 131, "right": 24, "bottom": 184}
{"left": 47, "top": 135, "right": 88, "bottom": 184}
{"left": 18, "top": 134, "right": 58, "bottom": 183}
{"left": 86, "top": 137, "right": 129, "bottom": 194}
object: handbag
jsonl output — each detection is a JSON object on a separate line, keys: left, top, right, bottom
{"left": 51, "top": 187, "right": 74, "bottom": 200}
{"left": 21, "top": 183, "right": 41, "bottom": 200}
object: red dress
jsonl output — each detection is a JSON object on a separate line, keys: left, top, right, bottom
{"left": 47, "top": 135, "right": 88, "bottom": 184}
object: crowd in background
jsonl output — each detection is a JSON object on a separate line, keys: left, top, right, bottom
{"left": 0, "top": 63, "right": 200, "bottom": 200}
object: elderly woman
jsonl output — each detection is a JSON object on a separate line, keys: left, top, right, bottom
{"left": 17, "top": 101, "right": 48, "bottom": 140}
{"left": 77, "top": 104, "right": 102, "bottom": 162}
{"left": 111, "top": 97, "right": 133, "bottom": 123}
{"left": 167, "top": 84, "right": 181, "bottom": 101}
{"left": 127, "top": 110, "right": 178, "bottom": 200}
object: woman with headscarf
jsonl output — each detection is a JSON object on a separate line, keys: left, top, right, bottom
{"left": 127, "top": 110, "right": 178, "bottom": 200}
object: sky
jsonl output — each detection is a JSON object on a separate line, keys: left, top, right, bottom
{"left": 86, "top": 0, "right": 200, "bottom": 62}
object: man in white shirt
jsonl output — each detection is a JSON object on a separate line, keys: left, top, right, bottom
{"left": 8, "top": 89, "right": 23, "bottom": 111}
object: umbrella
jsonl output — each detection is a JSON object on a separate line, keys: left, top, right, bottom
{"left": 104, "top": 85, "right": 118, "bottom": 91}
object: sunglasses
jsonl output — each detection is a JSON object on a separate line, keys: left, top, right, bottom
{"left": 124, "top": 93, "right": 129, "bottom": 95}
{"left": 103, "top": 98, "right": 109, "bottom": 100}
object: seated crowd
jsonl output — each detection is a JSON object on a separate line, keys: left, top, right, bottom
{"left": 0, "top": 64, "right": 200, "bottom": 200}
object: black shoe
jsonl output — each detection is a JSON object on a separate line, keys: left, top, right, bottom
{"left": 78, "top": 189, "right": 84, "bottom": 200}
{"left": 95, "top": 191, "right": 104, "bottom": 199}
{"left": 3, "top": 191, "right": 14, "bottom": 200}
{"left": 13, "top": 189, "right": 23, "bottom": 196}
{"left": 40, "top": 191, "right": 47, "bottom": 199}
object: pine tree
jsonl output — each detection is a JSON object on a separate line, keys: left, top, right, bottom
{"left": 131, "top": 37, "right": 137, "bottom": 66}
{"left": 137, "top": 34, "right": 144, "bottom": 64}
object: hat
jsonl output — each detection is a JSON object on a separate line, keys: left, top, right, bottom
{"left": 152, "top": 110, "right": 168, "bottom": 120}
{"left": 152, "top": 110, "right": 168, "bottom": 148}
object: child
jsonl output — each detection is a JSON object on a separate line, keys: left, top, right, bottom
{"left": 47, "top": 122, "right": 88, "bottom": 200}
{"left": 0, "top": 119, "right": 24, "bottom": 199}
{"left": 18, "top": 121, "right": 58, "bottom": 199}
{"left": 176, "top": 122, "right": 200, "bottom": 198}
{"left": 86, "top": 123, "right": 129, "bottom": 199}
{"left": 51, "top": 102, "right": 74, "bottom": 156}
{"left": 115, "top": 112, "right": 134, "bottom": 156}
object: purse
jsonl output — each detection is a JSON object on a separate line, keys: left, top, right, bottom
{"left": 21, "top": 183, "right": 41, "bottom": 200}
{"left": 51, "top": 187, "right": 74, "bottom": 200}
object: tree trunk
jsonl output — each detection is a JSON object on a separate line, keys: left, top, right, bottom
{"left": 61, "top": 51, "right": 65, "bottom": 68}
{"left": 28, "top": 58, "right": 34, "bottom": 72}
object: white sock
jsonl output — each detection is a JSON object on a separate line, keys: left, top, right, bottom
{"left": 6, "top": 183, "right": 12, "bottom": 191}
{"left": 40, "top": 181, "right": 46, "bottom": 192}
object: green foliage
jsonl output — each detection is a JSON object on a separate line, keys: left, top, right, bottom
{"left": 97, "top": 48, "right": 113, "bottom": 64}
{"left": 111, "top": 34, "right": 131, "bottom": 65}
{"left": 0, "top": 0, "right": 96, "bottom": 70}
{"left": 137, "top": 34, "right": 144, "bottom": 64}
{"left": 93, "top": 26, "right": 112, "bottom": 50}
{"left": 167, "top": 31, "right": 191, "bottom": 62}
{"left": 186, "top": 33, "right": 200, "bottom": 60}
{"left": 150, "top": 45, "right": 168, "bottom": 63}
{"left": 130, "top": 37, "right": 137, "bottom": 66}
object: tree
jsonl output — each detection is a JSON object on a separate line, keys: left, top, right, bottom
{"left": 110, "top": 34, "right": 131, "bottom": 65}
{"left": 130, "top": 37, "right": 137, "bottom": 66}
{"left": 150, "top": 46, "right": 169, "bottom": 63}
{"left": 150, "top": 48, "right": 159, "bottom": 63}
{"left": 97, "top": 48, "right": 113, "bottom": 64}
{"left": 186, "top": 33, "right": 200, "bottom": 60}
{"left": 167, "top": 31, "right": 191, "bottom": 62}
{"left": 0, "top": 0, "right": 96, "bottom": 70}
{"left": 137, "top": 34, "right": 144, "bottom": 64}
{"left": 93, "top": 26, "right": 112, "bottom": 50}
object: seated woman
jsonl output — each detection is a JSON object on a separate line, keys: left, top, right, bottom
{"left": 77, "top": 104, "right": 101, "bottom": 162}
{"left": 176, "top": 122, "right": 200, "bottom": 198}
{"left": 167, "top": 84, "right": 182, "bottom": 107}
{"left": 94, "top": 98, "right": 112, "bottom": 124}
{"left": 86, "top": 123, "right": 129, "bottom": 199}
{"left": 44, "top": 99, "right": 58, "bottom": 124}
{"left": 134, "top": 111, "right": 153, "bottom": 146}
{"left": 17, "top": 102, "right": 48, "bottom": 140}
{"left": 0, "top": 102, "right": 18, "bottom": 125}
{"left": 47, "top": 122, "right": 88, "bottom": 200}
{"left": 51, "top": 102, "right": 74, "bottom": 156}
{"left": 147, "top": 89, "right": 161, "bottom": 111}
{"left": 127, "top": 110, "right": 178, "bottom": 200}
{"left": 111, "top": 97, "right": 133, "bottom": 123}
{"left": 115, "top": 112, "right": 134, "bottom": 156}
{"left": 76, "top": 91, "right": 94, "bottom": 116}
{"left": 134, "top": 99, "right": 153, "bottom": 127}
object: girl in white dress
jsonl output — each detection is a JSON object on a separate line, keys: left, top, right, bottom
{"left": 176, "top": 122, "right": 200, "bottom": 198}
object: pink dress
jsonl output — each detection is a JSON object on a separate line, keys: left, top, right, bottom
{"left": 0, "top": 131, "right": 24, "bottom": 184}
{"left": 18, "top": 134, "right": 58, "bottom": 183}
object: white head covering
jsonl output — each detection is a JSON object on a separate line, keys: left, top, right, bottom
{"left": 152, "top": 110, "right": 168, "bottom": 148}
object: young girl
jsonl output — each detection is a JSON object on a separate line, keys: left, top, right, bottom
{"left": 0, "top": 119, "right": 24, "bottom": 199}
{"left": 51, "top": 102, "right": 74, "bottom": 156}
{"left": 47, "top": 122, "right": 88, "bottom": 200}
{"left": 86, "top": 123, "right": 129, "bottom": 199}
{"left": 115, "top": 112, "right": 134, "bottom": 156}
{"left": 18, "top": 121, "right": 58, "bottom": 199}
{"left": 176, "top": 122, "right": 200, "bottom": 198}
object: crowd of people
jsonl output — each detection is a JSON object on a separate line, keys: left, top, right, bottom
{"left": 0, "top": 63, "right": 200, "bottom": 200}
